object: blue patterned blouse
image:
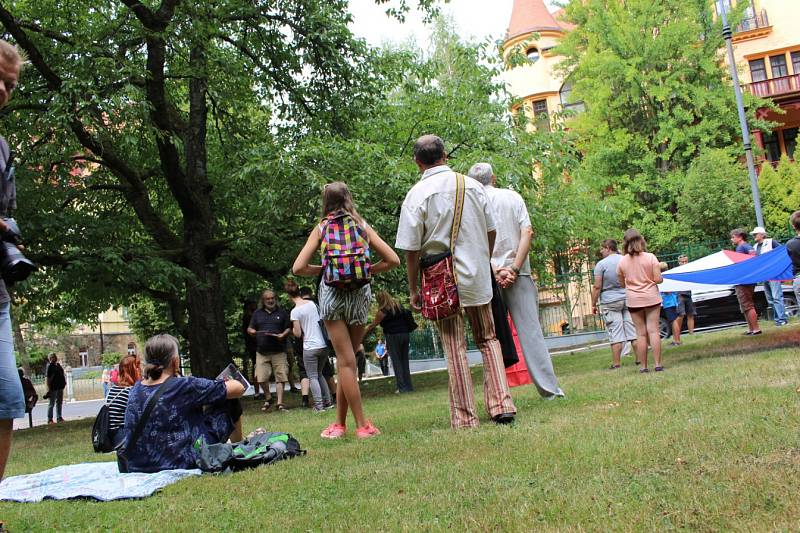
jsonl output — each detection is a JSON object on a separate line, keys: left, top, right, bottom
{"left": 122, "top": 376, "right": 230, "bottom": 472}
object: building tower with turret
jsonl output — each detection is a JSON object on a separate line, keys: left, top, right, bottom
{"left": 502, "top": 0, "right": 579, "bottom": 131}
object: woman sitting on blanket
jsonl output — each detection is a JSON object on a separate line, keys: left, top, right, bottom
{"left": 105, "top": 354, "right": 141, "bottom": 447}
{"left": 121, "top": 334, "right": 245, "bottom": 473}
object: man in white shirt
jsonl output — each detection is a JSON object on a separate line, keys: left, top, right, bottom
{"left": 396, "top": 135, "right": 516, "bottom": 429}
{"left": 469, "top": 163, "right": 564, "bottom": 398}
{"left": 751, "top": 226, "right": 787, "bottom": 326}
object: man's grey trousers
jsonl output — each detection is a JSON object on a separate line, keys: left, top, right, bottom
{"left": 502, "top": 275, "right": 564, "bottom": 398}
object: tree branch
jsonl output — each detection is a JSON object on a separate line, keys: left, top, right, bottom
{"left": 229, "top": 256, "right": 285, "bottom": 280}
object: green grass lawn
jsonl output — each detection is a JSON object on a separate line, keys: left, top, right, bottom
{"left": 3, "top": 324, "right": 800, "bottom": 532}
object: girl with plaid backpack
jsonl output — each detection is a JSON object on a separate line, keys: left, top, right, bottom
{"left": 292, "top": 182, "right": 400, "bottom": 439}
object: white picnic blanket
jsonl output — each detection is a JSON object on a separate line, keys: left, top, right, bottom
{"left": 0, "top": 461, "right": 201, "bottom": 502}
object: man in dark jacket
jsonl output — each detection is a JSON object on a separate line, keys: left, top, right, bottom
{"left": 46, "top": 354, "right": 67, "bottom": 424}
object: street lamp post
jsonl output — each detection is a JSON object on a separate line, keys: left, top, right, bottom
{"left": 718, "top": 2, "right": 765, "bottom": 228}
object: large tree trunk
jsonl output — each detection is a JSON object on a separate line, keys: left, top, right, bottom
{"left": 183, "top": 40, "right": 228, "bottom": 378}
{"left": 13, "top": 319, "right": 30, "bottom": 376}
{"left": 185, "top": 256, "right": 229, "bottom": 377}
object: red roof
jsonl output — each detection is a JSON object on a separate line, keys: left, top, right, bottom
{"left": 507, "top": 0, "right": 567, "bottom": 40}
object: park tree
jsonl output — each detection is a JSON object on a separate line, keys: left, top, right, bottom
{"left": 0, "top": 0, "right": 442, "bottom": 377}
{"left": 555, "top": 0, "right": 773, "bottom": 250}
{"left": 758, "top": 158, "right": 800, "bottom": 237}
{"left": 675, "top": 148, "right": 753, "bottom": 243}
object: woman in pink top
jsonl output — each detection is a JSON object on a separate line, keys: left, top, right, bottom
{"left": 616, "top": 229, "right": 664, "bottom": 372}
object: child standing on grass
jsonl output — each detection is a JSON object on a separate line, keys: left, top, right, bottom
{"left": 293, "top": 182, "right": 400, "bottom": 439}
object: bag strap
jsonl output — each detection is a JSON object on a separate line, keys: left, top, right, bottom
{"left": 446, "top": 173, "right": 466, "bottom": 284}
{"left": 450, "top": 173, "right": 465, "bottom": 251}
{"left": 123, "top": 377, "right": 173, "bottom": 453}
{"left": 106, "top": 387, "right": 127, "bottom": 405}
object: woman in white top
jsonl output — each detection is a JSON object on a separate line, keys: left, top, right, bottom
{"left": 290, "top": 289, "right": 332, "bottom": 412}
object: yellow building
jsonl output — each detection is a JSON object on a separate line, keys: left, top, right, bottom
{"left": 725, "top": 0, "right": 800, "bottom": 163}
{"left": 502, "top": 0, "right": 578, "bottom": 130}
{"left": 502, "top": 0, "right": 799, "bottom": 161}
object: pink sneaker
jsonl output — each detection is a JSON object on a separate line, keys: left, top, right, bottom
{"left": 321, "top": 423, "right": 346, "bottom": 439}
{"left": 355, "top": 421, "right": 381, "bottom": 439}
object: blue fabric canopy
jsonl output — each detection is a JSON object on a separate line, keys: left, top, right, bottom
{"left": 663, "top": 246, "right": 793, "bottom": 286}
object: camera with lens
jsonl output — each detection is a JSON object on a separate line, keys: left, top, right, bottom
{"left": 0, "top": 217, "right": 36, "bottom": 286}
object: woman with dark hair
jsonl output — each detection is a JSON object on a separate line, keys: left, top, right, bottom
{"left": 616, "top": 229, "right": 664, "bottom": 373}
{"left": 293, "top": 181, "right": 400, "bottom": 439}
{"left": 105, "top": 354, "right": 142, "bottom": 447}
{"left": 121, "top": 334, "right": 245, "bottom": 472}
{"left": 365, "top": 291, "right": 415, "bottom": 393}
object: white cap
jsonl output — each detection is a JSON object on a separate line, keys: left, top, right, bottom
{"left": 750, "top": 226, "right": 766, "bottom": 235}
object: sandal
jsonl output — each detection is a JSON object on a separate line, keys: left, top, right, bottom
{"left": 261, "top": 401, "right": 271, "bottom": 412}
{"left": 277, "top": 404, "right": 289, "bottom": 411}
{"left": 654, "top": 366, "right": 664, "bottom": 372}
{"left": 639, "top": 368, "right": 650, "bottom": 373}
{"left": 609, "top": 364, "right": 621, "bottom": 370}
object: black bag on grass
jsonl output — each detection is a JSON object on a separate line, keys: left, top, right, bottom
{"left": 196, "top": 430, "right": 306, "bottom": 473}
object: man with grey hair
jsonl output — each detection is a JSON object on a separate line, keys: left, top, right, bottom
{"left": 468, "top": 162, "right": 564, "bottom": 399}
{"left": 0, "top": 39, "right": 23, "bottom": 480}
{"left": 396, "top": 135, "right": 516, "bottom": 429}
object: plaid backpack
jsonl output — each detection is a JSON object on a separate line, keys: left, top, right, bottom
{"left": 321, "top": 211, "right": 371, "bottom": 289}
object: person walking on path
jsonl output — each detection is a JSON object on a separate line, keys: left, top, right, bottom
{"left": 730, "top": 229, "right": 761, "bottom": 335}
{"left": 247, "top": 290, "right": 292, "bottom": 411}
{"left": 751, "top": 227, "right": 787, "bottom": 326}
{"left": 469, "top": 162, "right": 563, "bottom": 398}
{"left": 45, "top": 354, "right": 67, "bottom": 423}
{"left": 293, "top": 181, "right": 400, "bottom": 439}
{"left": 591, "top": 239, "right": 637, "bottom": 369}
{"left": 787, "top": 212, "right": 800, "bottom": 314}
{"left": 0, "top": 40, "right": 24, "bottom": 481}
{"left": 288, "top": 281, "right": 333, "bottom": 412}
{"left": 616, "top": 229, "right": 664, "bottom": 373}
{"left": 675, "top": 255, "right": 697, "bottom": 335}
{"left": 396, "top": 135, "right": 516, "bottom": 429}
{"left": 365, "top": 291, "right": 416, "bottom": 393}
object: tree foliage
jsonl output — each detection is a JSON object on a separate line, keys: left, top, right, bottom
{"left": 758, "top": 158, "right": 800, "bottom": 237}
{"left": 0, "top": 0, "right": 440, "bottom": 376}
{"left": 556, "top": 0, "right": 774, "bottom": 250}
{"left": 675, "top": 148, "right": 753, "bottom": 242}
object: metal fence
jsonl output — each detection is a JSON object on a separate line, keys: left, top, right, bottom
{"left": 406, "top": 270, "right": 606, "bottom": 360}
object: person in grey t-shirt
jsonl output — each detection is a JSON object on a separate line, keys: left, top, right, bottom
{"left": 591, "top": 239, "right": 637, "bottom": 369}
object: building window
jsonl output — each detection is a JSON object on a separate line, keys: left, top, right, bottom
{"left": 749, "top": 59, "right": 767, "bottom": 82}
{"left": 792, "top": 51, "right": 800, "bottom": 76}
{"left": 559, "top": 78, "right": 585, "bottom": 114}
{"left": 783, "top": 128, "right": 798, "bottom": 160}
{"left": 532, "top": 99, "right": 550, "bottom": 132}
{"left": 526, "top": 47, "right": 540, "bottom": 63}
{"left": 770, "top": 54, "right": 788, "bottom": 78}
{"left": 763, "top": 131, "right": 781, "bottom": 162}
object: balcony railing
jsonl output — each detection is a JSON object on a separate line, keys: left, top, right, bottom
{"left": 735, "top": 9, "right": 769, "bottom": 33}
{"left": 745, "top": 73, "right": 800, "bottom": 99}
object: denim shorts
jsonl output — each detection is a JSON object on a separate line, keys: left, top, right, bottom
{"left": 0, "top": 301, "right": 24, "bottom": 419}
